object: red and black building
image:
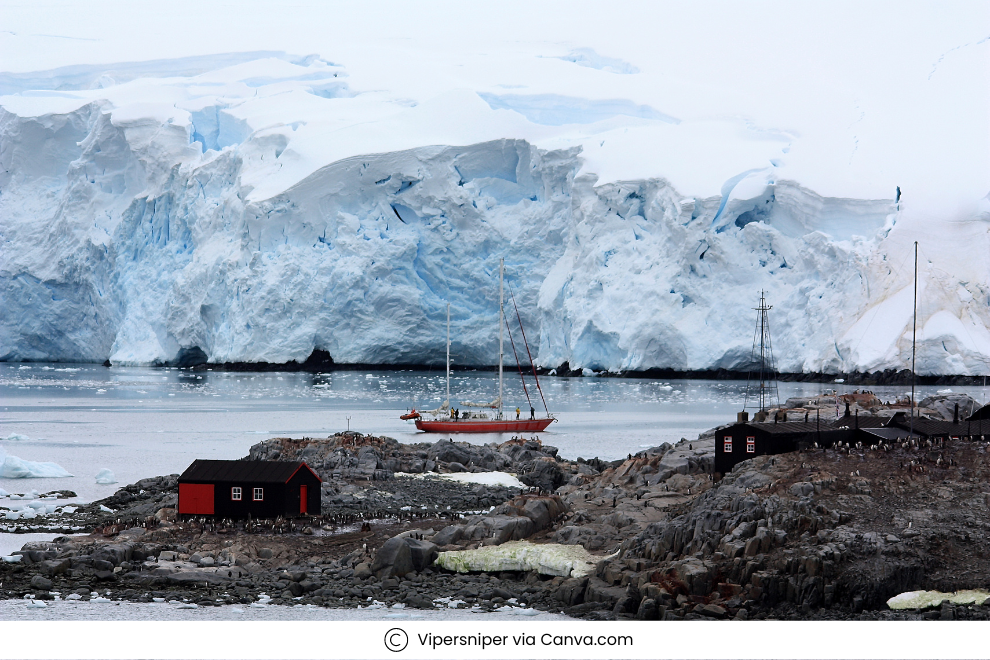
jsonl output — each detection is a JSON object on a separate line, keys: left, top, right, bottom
{"left": 177, "top": 460, "right": 322, "bottom": 518}
{"left": 715, "top": 410, "right": 990, "bottom": 476}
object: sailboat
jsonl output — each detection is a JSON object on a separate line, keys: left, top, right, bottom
{"left": 404, "top": 258, "right": 556, "bottom": 433}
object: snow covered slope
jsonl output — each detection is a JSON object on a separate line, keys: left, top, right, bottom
{"left": 0, "top": 3, "right": 988, "bottom": 374}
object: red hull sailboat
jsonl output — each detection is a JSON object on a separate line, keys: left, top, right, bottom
{"left": 414, "top": 417, "right": 553, "bottom": 433}
{"left": 403, "top": 258, "right": 556, "bottom": 434}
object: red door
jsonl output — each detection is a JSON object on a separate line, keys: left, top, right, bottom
{"left": 299, "top": 485, "right": 308, "bottom": 514}
{"left": 178, "top": 483, "right": 214, "bottom": 515}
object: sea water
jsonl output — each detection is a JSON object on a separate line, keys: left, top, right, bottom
{"left": 2, "top": 362, "right": 988, "bottom": 503}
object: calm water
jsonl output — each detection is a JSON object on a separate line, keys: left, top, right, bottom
{"left": 2, "top": 363, "right": 987, "bottom": 502}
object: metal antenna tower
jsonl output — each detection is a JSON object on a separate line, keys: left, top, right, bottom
{"left": 743, "top": 290, "right": 780, "bottom": 412}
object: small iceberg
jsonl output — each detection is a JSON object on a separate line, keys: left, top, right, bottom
{"left": 0, "top": 448, "right": 72, "bottom": 479}
{"left": 3, "top": 433, "right": 30, "bottom": 442}
{"left": 95, "top": 469, "right": 117, "bottom": 485}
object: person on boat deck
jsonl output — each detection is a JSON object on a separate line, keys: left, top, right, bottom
{"left": 530, "top": 406, "right": 535, "bottom": 420}
{"left": 516, "top": 407, "right": 521, "bottom": 420}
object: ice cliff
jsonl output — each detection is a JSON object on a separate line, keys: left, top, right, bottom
{"left": 1, "top": 52, "right": 988, "bottom": 375}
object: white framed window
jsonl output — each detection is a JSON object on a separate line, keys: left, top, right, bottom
{"left": 723, "top": 437, "right": 732, "bottom": 453}
{"left": 231, "top": 487, "right": 242, "bottom": 501}
{"left": 746, "top": 436, "right": 756, "bottom": 453}
{"left": 253, "top": 487, "right": 264, "bottom": 501}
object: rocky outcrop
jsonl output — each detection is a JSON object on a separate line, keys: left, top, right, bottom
{"left": 431, "top": 494, "right": 568, "bottom": 550}
{"left": 566, "top": 434, "right": 990, "bottom": 620}
{"left": 371, "top": 535, "right": 439, "bottom": 578}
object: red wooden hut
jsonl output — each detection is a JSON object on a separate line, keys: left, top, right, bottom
{"left": 177, "top": 460, "right": 321, "bottom": 518}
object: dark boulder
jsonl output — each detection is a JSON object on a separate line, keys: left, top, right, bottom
{"left": 371, "top": 536, "right": 439, "bottom": 578}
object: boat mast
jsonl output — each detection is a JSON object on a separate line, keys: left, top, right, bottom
{"left": 910, "top": 241, "right": 918, "bottom": 436}
{"left": 498, "top": 258, "right": 504, "bottom": 419}
{"left": 446, "top": 302, "right": 451, "bottom": 416}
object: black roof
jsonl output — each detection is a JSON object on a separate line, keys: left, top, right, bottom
{"left": 967, "top": 403, "right": 990, "bottom": 421}
{"left": 890, "top": 417, "right": 990, "bottom": 437}
{"left": 178, "top": 460, "right": 321, "bottom": 484}
{"left": 859, "top": 427, "right": 921, "bottom": 441}
{"left": 830, "top": 414, "right": 890, "bottom": 429}
{"left": 731, "top": 422, "right": 846, "bottom": 435}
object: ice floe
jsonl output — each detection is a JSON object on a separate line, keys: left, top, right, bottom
{"left": 0, "top": 448, "right": 72, "bottom": 479}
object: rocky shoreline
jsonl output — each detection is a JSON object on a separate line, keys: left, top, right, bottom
{"left": 3, "top": 430, "right": 990, "bottom": 620}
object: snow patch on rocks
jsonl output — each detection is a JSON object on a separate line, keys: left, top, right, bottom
{"left": 435, "top": 540, "right": 611, "bottom": 578}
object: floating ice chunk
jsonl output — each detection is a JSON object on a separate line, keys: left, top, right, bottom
{"left": 65, "top": 593, "right": 82, "bottom": 600}
{"left": 176, "top": 603, "right": 199, "bottom": 609}
{"left": 91, "top": 597, "right": 112, "bottom": 603}
{"left": 99, "top": 505, "right": 114, "bottom": 513}
{"left": 26, "top": 600, "right": 47, "bottom": 609}
{"left": 0, "top": 489, "right": 7, "bottom": 497}
{"left": 152, "top": 597, "right": 166, "bottom": 603}
{"left": 0, "top": 448, "right": 73, "bottom": 479}
{"left": 250, "top": 602, "right": 268, "bottom": 608}
{"left": 3, "top": 434, "right": 30, "bottom": 442}
{"left": 496, "top": 605, "right": 539, "bottom": 615}
{"left": 231, "top": 607, "right": 244, "bottom": 613}
{"left": 95, "top": 469, "right": 117, "bottom": 485}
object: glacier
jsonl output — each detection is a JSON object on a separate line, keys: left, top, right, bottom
{"left": 0, "top": 9, "right": 988, "bottom": 376}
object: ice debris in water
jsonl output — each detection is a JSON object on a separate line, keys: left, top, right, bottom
{"left": 3, "top": 434, "right": 30, "bottom": 442}
{"left": 95, "top": 468, "right": 117, "bottom": 484}
{"left": 0, "top": 448, "right": 73, "bottom": 479}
